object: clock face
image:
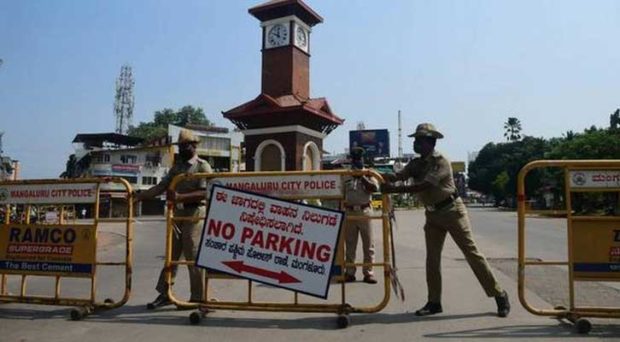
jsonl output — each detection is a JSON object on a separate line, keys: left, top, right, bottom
{"left": 295, "top": 26, "right": 308, "bottom": 49}
{"left": 267, "top": 23, "right": 289, "bottom": 47}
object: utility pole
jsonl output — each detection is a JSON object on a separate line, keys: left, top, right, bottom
{"left": 397, "top": 110, "right": 403, "bottom": 159}
{"left": 114, "top": 65, "right": 135, "bottom": 135}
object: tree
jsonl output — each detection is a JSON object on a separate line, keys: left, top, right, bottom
{"left": 492, "top": 171, "right": 510, "bottom": 203}
{"left": 128, "top": 105, "right": 212, "bottom": 141}
{"left": 468, "top": 136, "right": 547, "bottom": 206}
{"left": 503, "top": 117, "right": 522, "bottom": 141}
{"left": 610, "top": 109, "right": 620, "bottom": 131}
{"left": 60, "top": 154, "right": 77, "bottom": 178}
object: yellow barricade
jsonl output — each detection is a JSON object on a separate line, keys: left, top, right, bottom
{"left": 518, "top": 160, "right": 620, "bottom": 334}
{"left": 0, "top": 178, "right": 134, "bottom": 320}
{"left": 163, "top": 170, "right": 394, "bottom": 327}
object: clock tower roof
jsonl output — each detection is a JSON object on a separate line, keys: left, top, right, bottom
{"left": 249, "top": 0, "right": 323, "bottom": 26}
{"left": 223, "top": 93, "right": 344, "bottom": 134}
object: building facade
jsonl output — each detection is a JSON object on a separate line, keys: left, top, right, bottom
{"left": 71, "top": 125, "right": 242, "bottom": 216}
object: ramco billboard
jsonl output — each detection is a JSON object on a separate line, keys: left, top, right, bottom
{"left": 349, "top": 129, "right": 390, "bottom": 158}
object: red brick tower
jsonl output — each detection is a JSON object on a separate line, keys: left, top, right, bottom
{"left": 223, "top": 0, "right": 344, "bottom": 171}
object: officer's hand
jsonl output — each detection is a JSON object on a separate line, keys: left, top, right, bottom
{"left": 166, "top": 189, "right": 177, "bottom": 202}
{"left": 382, "top": 173, "right": 396, "bottom": 182}
{"left": 130, "top": 190, "right": 140, "bottom": 203}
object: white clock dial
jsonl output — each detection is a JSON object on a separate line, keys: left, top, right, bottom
{"left": 267, "top": 23, "right": 289, "bottom": 47}
{"left": 295, "top": 26, "right": 307, "bottom": 49}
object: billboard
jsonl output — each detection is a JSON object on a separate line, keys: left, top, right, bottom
{"left": 349, "top": 129, "right": 390, "bottom": 159}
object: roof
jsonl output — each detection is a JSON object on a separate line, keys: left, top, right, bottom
{"left": 72, "top": 133, "right": 144, "bottom": 147}
{"left": 184, "top": 123, "right": 229, "bottom": 134}
{"left": 249, "top": 0, "right": 323, "bottom": 26}
{"left": 222, "top": 93, "right": 344, "bottom": 134}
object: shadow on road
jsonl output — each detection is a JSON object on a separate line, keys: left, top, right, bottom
{"left": 424, "top": 322, "right": 620, "bottom": 339}
{"left": 3, "top": 304, "right": 619, "bottom": 337}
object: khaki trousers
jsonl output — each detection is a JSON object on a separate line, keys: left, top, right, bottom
{"left": 424, "top": 199, "right": 502, "bottom": 303}
{"left": 345, "top": 208, "right": 375, "bottom": 277}
{"left": 156, "top": 206, "right": 205, "bottom": 301}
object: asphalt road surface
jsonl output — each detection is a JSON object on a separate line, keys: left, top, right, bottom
{"left": 2, "top": 207, "right": 620, "bottom": 341}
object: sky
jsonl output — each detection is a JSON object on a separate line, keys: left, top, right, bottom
{"left": 1, "top": 0, "right": 619, "bottom": 179}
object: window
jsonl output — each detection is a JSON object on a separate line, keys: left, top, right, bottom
{"left": 145, "top": 153, "right": 161, "bottom": 166}
{"left": 120, "top": 155, "right": 137, "bottom": 164}
{"left": 142, "top": 176, "right": 158, "bottom": 185}
{"left": 103, "top": 154, "right": 110, "bottom": 162}
{"left": 122, "top": 176, "right": 138, "bottom": 184}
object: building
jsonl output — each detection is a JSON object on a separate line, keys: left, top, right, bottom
{"left": 0, "top": 156, "right": 19, "bottom": 181}
{"left": 70, "top": 125, "right": 242, "bottom": 216}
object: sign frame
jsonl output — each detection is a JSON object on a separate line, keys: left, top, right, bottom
{"left": 195, "top": 185, "right": 344, "bottom": 299}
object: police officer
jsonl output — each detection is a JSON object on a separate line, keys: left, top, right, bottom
{"left": 135, "top": 129, "right": 213, "bottom": 309}
{"left": 382, "top": 123, "right": 510, "bottom": 317}
{"left": 343, "top": 147, "right": 379, "bottom": 284}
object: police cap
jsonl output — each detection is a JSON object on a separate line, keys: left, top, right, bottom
{"left": 407, "top": 123, "right": 444, "bottom": 139}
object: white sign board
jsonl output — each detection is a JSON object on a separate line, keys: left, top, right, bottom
{"left": 0, "top": 183, "right": 98, "bottom": 204}
{"left": 196, "top": 185, "right": 344, "bottom": 299}
{"left": 209, "top": 174, "right": 342, "bottom": 198}
{"left": 570, "top": 170, "right": 620, "bottom": 188}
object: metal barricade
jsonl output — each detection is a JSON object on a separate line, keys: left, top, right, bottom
{"left": 518, "top": 160, "right": 620, "bottom": 334}
{"left": 0, "top": 178, "right": 134, "bottom": 320}
{"left": 162, "top": 170, "right": 394, "bottom": 327}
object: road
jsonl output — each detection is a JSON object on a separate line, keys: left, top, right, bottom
{"left": 1, "top": 207, "right": 620, "bottom": 341}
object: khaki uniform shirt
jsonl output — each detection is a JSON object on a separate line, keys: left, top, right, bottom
{"left": 154, "top": 156, "right": 213, "bottom": 202}
{"left": 344, "top": 169, "right": 379, "bottom": 206}
{"left": 394, "top": 151, "right": 455, "bottom": 206}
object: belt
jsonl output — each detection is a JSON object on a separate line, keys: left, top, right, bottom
{"left": 345, "top": 203, "right": 371, "bottom": 211}
{"left": 425, "top": 193, "right": 459, "bottom": 212}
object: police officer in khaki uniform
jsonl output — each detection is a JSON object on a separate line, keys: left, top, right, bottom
{"left": 382, "top": 123, "right": 510, "bottom": 317}
{"left": 135, "top": 129, "right": 213, "bottom": 309}
{"left": 343, "top": 147, "right": 379, "bottom": 284}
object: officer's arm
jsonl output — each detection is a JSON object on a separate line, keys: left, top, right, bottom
{"left": 360, "top": 176, "right": 379, "bottom": 193}
{"left": 135, "top": 180, "right": 168, "bottom": 202}
{"left": 382, "top": 181, "right": 432, "bottom": 194}
{"left": 174, "top": 190, "right": 207, "bottom": 203}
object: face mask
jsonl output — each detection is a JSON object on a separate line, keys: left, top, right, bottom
{"left": 179, "top": 144, "right": 194, "bottom": 161}
{"left": 413, "top": 140, "right": 422, "bottom": 154}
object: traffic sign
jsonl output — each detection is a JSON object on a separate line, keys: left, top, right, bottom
{"left": 196, "top": 185, "right": 344, "bottom": 298}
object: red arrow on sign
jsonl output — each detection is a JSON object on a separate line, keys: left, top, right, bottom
{"left": 222, "top": 260, "right": 300, "bottom": 284}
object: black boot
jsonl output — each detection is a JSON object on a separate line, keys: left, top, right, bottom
{"left": 414, "top": 302, "right": 443, "bottom": 316}
{"left": 146, "top": 294, "right": 172, "bottom": 310}
{"left": 495, "top": 290, "right": 510, "bottom": 317}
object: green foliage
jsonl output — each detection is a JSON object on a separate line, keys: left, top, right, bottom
{"left": 470, "top": 115, "right": 620, "bottom": 207}
{"left": 545, "top": 129, "right": 620, "bottom": 160}
{"left": 610, "top": 108, "right": 620, "bottom": 131}
{"left": 128, "top": 106, "right": 212, "bottom": 141}
{"left": 503, "top": 117, "right": 522, "bottom": 141}
{"left": 468, "top": 136, "right": 547, "bottom": 202}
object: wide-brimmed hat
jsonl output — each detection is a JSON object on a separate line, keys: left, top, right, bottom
{"left": 407, "top": 123, "right": 444, "bottom": 139}
{"left": 177, "top": 129, "right": 200, "bottom": 144}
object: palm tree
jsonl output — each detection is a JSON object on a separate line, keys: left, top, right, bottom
{"left": 503, "top": 117, "right": 522, "bottom": 141}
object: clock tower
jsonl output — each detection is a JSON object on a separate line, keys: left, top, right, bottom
{"left": 256, "top": 2, "right": 315, "bottom": 99}
{"left": 223, "top": 0, "right": 344, "bottom": 172}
